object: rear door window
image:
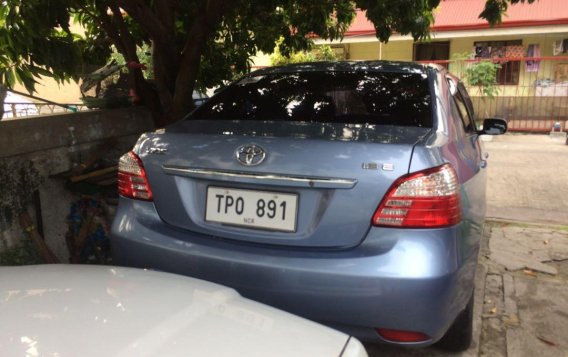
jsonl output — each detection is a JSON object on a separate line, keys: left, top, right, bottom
{"left": 457, "top": 82, "right": 475, "bottom": 118}
{"left": 190, "top": 71, "right": 433, "bottom": 128}
{"left": 453, "top": 92, "right": 476, "bottom": 134}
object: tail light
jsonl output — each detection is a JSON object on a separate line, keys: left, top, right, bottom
{"left": 376, "top": 328, "right": 430, "bottom": 343}
{"left": 372, "top": 164, "right": 461, "bottom": 228}
{"left": 118, "top": 151, "right": 153, "bottom": 201}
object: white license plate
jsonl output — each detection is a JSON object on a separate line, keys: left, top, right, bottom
{"left": 205, "top": 187, "right": 298, "bottom": 232}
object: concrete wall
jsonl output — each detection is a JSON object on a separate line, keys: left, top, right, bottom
{"left": 348, "top": 41, "right": 414, "bottom": 61}
{"left": 250, "top": 40, "right": 416, "bottom": 67}
{"left": 0, "top": 108, "right": 154, "bottom": 159}
{"left": 0, "top": 107, "right": 153, "bottom": 262}
{"left": 14, "top": 78, "right": 83, "bottom": 106}
{"left": 11, "top": 23, "right": 88, "bottom": 105}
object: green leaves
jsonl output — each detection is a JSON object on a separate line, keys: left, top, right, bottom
{"left": 479, "top": 0, "right": 509, "bottom": 25}
{"left": 0, "top": 66, "right": 36, "bottom": 94}
{"left": 0, "top": 0, "right": 88, "bottom": 92}
{"left": 15, "top": 67, "right": 39, "bottom": 94}
{"left": 0, "top": 0, "right": 534, "bottom": 123}
{"left": 465, "top": 61, "right": 501, "bottom": 98}
{"left": 4, "top": 68, "right": 16, "bottom": 89}
{"left": 270, "top": 41, "right": 338, "bottom": 66}
{"left": 479, "top": 0, "right": 535, "bottom": 25}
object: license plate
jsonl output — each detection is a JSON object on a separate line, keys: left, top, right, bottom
{"left": 205, "top": 187, "right": 298, "bottom": 232}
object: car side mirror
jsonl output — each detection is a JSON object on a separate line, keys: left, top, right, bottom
{"left": 479, "top": 118, "right": 507, "bottom": 135}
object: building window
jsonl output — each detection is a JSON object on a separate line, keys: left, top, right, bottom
{"left": 474, "top": 40, "right": 523, "bottom": 85}
{"left": 330, "top": 45, "right": 348, "bottom": 60}
{"left": 414, "top": 42, "right": 450, "bottom": 67}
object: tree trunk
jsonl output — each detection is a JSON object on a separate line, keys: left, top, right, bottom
{"left": 133, "top": 71, "right": 168, "bottom": 128}
{"left": 114, "top": 0, "right": 230, "bottom": 127}
{"left": 170, "top": 55, "right": 199, "bottom": 122}
{"left": 169, "top": 0, "right": 231, "bottom": 123}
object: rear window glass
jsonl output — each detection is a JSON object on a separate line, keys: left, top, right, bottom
{"left": 190, "top": 71, "right": 432, "bottom": 127}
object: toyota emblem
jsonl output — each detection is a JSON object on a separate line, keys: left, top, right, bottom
{"left": 235, "top": 144, "right": 266, "bottom": 166}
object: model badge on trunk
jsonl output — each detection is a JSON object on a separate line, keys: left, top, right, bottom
{"left": 146, "top": 147, "right": 168, "bottom": 154}
{"left": 235, "top": 144, "right": 266, "bottom": 166}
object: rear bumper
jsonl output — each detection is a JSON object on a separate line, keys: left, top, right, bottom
{"left": 111, "top": 199, "right": 480, "bottom": 346}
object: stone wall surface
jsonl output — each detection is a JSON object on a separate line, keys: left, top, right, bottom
{"left": 0, "top": 107, "right": 153, "bottom": 262}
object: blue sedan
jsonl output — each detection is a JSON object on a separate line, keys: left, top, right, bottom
{"left": 111, "top": 61, "right": 506, "bottom": 351}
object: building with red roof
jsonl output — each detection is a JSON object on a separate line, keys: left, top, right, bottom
{"left": 317, "top": 0, "right": 568, "bottom": 64}
{"left": 346, "top": 0, "right": 568, "bottom": 36}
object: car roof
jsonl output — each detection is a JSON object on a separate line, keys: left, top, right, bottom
{"left": 250, "top": 60, "right": 443, "bottom": 76}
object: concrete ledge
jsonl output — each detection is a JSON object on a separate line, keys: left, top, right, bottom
{"left": 0, "top": 107, "right": 153, "bottom": 158}
{"left": 549, "top": 131, "right": 567, "bottom": 139}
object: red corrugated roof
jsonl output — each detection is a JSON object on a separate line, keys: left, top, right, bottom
{"left": 346, "top": 0, "right": 568, "bottom": 36}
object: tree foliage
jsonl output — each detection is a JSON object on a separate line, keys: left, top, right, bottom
{"left": 0, "top": 0, "right": 536, "bottom": 127}
{"left": 270, "top": 42, "right": 338, "bottom": 66}
{"left": 465, "top": 61, "right": 501, "bottom": 98}
{"left": 452, "top": 52, "right": 501, "bottom": 98}
{"left": 0, "top": 2, "right": 99, "bottom": 93}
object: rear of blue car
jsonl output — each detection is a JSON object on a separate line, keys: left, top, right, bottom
{"left": 112, "top": 61, "right": 489, "bottom": 350}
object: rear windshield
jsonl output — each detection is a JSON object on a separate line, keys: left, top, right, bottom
{"left": 190, "top": 71, "right": 432, "bottom": 128}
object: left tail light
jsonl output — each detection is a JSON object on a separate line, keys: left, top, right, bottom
{"left": 118, "top": 151, "right": 153, "bottom": 201}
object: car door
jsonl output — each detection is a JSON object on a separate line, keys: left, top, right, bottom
{"left": 448, "top": 79, "right": 486, "bottom": 257}
{"left": 455, "top": 81, "right": 485, "bottom": 173}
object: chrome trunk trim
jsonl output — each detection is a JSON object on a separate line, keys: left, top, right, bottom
{"left": 162, "top": 165, "right": 357, "bottom": 189}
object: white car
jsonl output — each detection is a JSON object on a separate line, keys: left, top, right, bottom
{"left": 0, "top": 265, "right": 367, "bottom": 357}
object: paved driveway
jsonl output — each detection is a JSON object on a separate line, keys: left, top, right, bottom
{"left": 483, "top": 134, "right": 568, "bottom": 225}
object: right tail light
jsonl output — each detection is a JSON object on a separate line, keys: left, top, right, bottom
{"left": 372, "top": 164, "right": 461, "bottom": 228}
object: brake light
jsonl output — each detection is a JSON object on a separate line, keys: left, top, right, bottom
{"left": 372, "top": 164, "right": 461, "bottom": 228}
{"left": 376, "top": 328, "right": 430, "bottom": 343}
{"left": 117, "top": 151, "right": 153, "bottom": 201}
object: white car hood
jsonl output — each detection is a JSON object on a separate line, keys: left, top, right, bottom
{"left": 0, "top": 265, "right": 365, "bottom": 357}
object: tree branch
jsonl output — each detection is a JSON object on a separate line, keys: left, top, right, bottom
{"left": 108, "top": 3, "right": 138, "bottom": 60}
{"left": 170, "top": 0, "right": 231, "bottom": 121}
{"left": 117, "top": 0, "right": 177, "bottom": 62}
{"left": 94, "top": 2, "right": 166, "bottom": 127}
{"left": 116, "top": 0, "right": 179, "bottom": 108}
{"left": 94, "top": 8, "right": 127, "bottom": 56}
{"left": 154, "top": 0, "right": 176, "bottom": 34}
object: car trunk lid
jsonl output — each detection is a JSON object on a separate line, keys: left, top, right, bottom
{"left": 137, "top": 120, "right": 429, "bottom": 248}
